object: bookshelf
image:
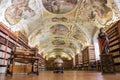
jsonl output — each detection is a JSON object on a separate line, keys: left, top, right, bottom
{"left": 0, "top": 22, "right": 30, "bottom": 73}
{"left": 0, "top": 22, "right": 45, "bottom": 74}
{"left": 75, "top": 54, "right": 83, "bottom": 70}
{"left": 106, "top": 20, "right": 120, "bottom": 72}
{"left": 38, "top": 54, "right": 45, "bottom": 70}
{"left": 14, "top": 31, "right": 29, "bottom": 48}
{"left": 82, "top": 46, "right": 96, "bottom": 70}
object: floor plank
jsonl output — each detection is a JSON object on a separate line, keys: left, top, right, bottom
{"left": 0, "top": 71, "right": 120, "bottom": 80}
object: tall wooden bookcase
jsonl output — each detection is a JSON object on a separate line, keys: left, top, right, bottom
{"left": 75, "top": 54, "right": 83, "bottom": 70}
{"left": 0, "top": 22, "right": 45, "bottom": 74}
{"left": 106, "top": 20, "right": 120, "bottom": 72}
{"left": 38, "top": 54, "right": 45, "bottom": 70}
{"left": 0, "top": 23, "right": 17, "bottom": 73}
{"left": 0, "top": 22, "right": 30, "bottom": 73}
{"left": 82, "top": 46, "right": 96, "bottom": 70}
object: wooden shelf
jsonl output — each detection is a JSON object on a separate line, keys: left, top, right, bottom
{"left": 0, "top": 49, "right": 11, "bottom": 55}
{"left": 105, "top": 20, "right": 120, "bottom": 72}
{"left": 113, "top": 55, "right": 120, "bottom": 58}
{"left": 98, "top": 20, "right": 120, "bottom": 73}
{"left": 108, "top": 29, "right": 118, "bottom": 35}
{"left": 109, "top": 35, "right": 119, "bottom": 41}
{"left": 0, "top": 22, "right": 31, "bottom": 73}
{"left": 109, "top": 42, "right": 120, "bottom": 47}
{"left": 0, "top": 65, "right": 7, "bottom": 67}
{"left": 114, "top": 63, "right": 120, "bottom": 65}
{"left": 0, "top": 23, "right": 30, "bottom": 49}
{"left": 108, "top": 30, "right": 118, "bottom": 38}
{"left": 106, "top": 20, "right": 119, "bottom": 33}
{"left": 82, "top": 46, "right": 96, "bottom": 70}
{"left": 0, "top": 22, "right": 42, "bottom": 74}
{"left": 0, "top": 57, "right": 8, "bottom": 60}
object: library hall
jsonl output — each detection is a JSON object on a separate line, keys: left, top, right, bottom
{"left": 1, "top": 0, "right": 120, "bottom": 80}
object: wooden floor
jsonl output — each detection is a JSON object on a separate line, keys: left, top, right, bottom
{"left": 0, "top": 71, "right": 120, "bottom": 80}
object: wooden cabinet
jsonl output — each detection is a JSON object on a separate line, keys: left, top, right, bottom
{"left": 82, "top": 46, "right": 96, "bottom": 70}
{"left": 106, "top": 20, "right": 120, "bottom": 72}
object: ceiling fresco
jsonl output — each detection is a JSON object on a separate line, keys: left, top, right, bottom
{"left": 76, "top": 0, "right": 114, "bottom": 27}
{"left": 42, "top": 0, "right": 77, "bottom": 14}
{"left": 0, "top": 0, "right": 120, "bottom": 59}
{"left": 0, "top": 0, "right": 43, "bottom": 27}
{"left": 52, "top": 39, "right": 65, "bottom": 46}
{"left": 50, "top": 24, "right": 69, "bottom": 35}
{"left": 5, "top": 0, "right": 35, "bottom": 25}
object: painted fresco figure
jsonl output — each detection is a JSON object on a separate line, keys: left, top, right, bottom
{"left": 53, "top": 0, "right": 60, "bottom": 13}
{"left": 5, "top": 0, "right": 35, "bottom": 25}
{"left": 43, "top": 0, "right": 77, "bottom": 14}
{"left": 46, "top": 0, "right": 53, "bottom": 12}
{"left": 98, "top": 28, "right": 109, "bottom": 54}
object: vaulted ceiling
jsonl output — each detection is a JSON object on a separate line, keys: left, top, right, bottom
{"left": 0, "top": 0, "right": 120, "bottom": 60}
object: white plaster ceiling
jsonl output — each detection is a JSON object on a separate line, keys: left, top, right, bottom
{"left": 0, "top": 0, "right": 120, "bottom": 59}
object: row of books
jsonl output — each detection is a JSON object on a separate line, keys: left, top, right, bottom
{"left": 109, "top": 36, "right": 118, "bottom": 42}
{"left": 113, "top": 57, "right": 120, "bottom": 64}
{"left": 114, "top": 65, "right": 120, "bottom": 72}
{"left": 107, "top": 25, "right": 117, "bottom": 34}
{"left": 82, "top": 46, "right": 96, "bottom": 70}
{"left": 109, "top": 40, "right": 119, "bottom": 46}
{"left": 109, "top": 45, "right": 119, "bottom": 51}
{"left": 0, "top": 23, "right": 30, "bottom": 73}
{"left": 106, "top": 20, "right": 120, "bottom": 72}
{"left": 112, "top": 51, "right": 120, "bottom": 57}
